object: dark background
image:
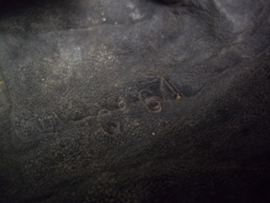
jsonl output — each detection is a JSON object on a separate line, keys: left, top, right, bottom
{"left": 1, "top": 0, "right": 270, "bottom": 202}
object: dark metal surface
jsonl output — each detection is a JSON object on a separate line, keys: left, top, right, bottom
{"left": 1, "top": 0, "right": 270, "bottom": 202}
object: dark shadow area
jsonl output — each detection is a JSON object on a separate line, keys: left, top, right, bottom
{"left": 0, "top": 0, "right": 270, "bottom": 202}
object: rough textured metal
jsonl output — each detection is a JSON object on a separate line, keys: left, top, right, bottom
{"left": 1, "top": 0, "right": 270, "bottom": 202}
